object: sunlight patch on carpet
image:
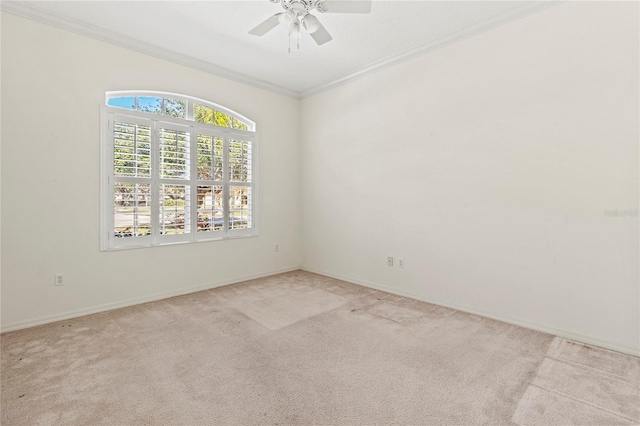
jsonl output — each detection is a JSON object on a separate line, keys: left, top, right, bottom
{"left": 216, "top": 283, "right": 347, "bottom": 330}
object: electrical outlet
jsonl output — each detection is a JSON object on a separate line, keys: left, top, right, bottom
{"left": 398, "top": 258, "right": 404, "bottom": 268}
{"left": 387, "top": 256, "right": 394, "bottom": 267}
{"left": 54, "top": 274, "right": 64, "bottom": 286}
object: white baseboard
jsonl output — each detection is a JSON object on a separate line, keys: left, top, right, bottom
{"left": 301, "top": 267, "right": 640, "bottom": 357}
{"left": 0, "top": 266, "right": 300, "bottom": 334}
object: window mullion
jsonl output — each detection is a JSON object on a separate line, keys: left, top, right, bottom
{"left": 186, "top": 99, "right": 193, "bottom": 121}
{"left": 190, "top": 127, "right": 197, "bottom": 241}
{"left": 222, "top": 135, "right": 229, "bottom": 235}
{"left": 150, "top": 120, "right": 160, "bottom": 245}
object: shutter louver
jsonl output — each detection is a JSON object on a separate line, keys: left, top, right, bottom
{"left": 229, "top": 186, "right": 251, "bottom": 230}
{"left": 159, "top": 184, "right": 190, "bottom": 235}
{"left": 114, "top": 183, "right": 152, "bottom": 238}
{"left": 113, "top": 122, "right": 151, "bottom": 178}
{"left": 229, "top": 139, "right": 252, "bottom": 183}
{"left": 159, "top": 128, "right": 190, "bottom": 180}
{"left": 197, "top": 185, "right": 224, "bottom": 232}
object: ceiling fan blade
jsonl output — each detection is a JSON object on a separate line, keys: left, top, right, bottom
{"left": 319, "top": 0, "right": 372, "bottom": 13}
{"left": 248, "top": 14, "right": 281, "bottom": 36}
{"left": 309, "top": 21, "right": 333, "bottom": 45}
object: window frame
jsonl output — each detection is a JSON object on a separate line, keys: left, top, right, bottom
{"left": 100, "top": 92, "right": 258, "bottom": 251}
{"left": 105, "top": 90, "right": 255, "bottom": 131}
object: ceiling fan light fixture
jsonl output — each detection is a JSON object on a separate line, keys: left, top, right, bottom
{"left": 278, "top": 10, "right": 296, "bottom": 26}
{"left": 249, "top": 0, "right": 372, "bottom": 49}
{"left": 301, "top": 14, "right": 321, "bottom": 33}
{"left": 290, "top": 21, "right": 301, "bottom": 38}
{"left": 288, "top": 21, "right": 301, "bottom": 53}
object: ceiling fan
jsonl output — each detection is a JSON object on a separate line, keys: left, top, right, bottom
{"left": 249, "top": 0, "right": 372, "bottom": 51}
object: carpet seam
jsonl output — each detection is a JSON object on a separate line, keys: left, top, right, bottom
{"left": 528, "top": 383, "right": 639, "bottom": 423}
{"left": 543, "top": 355, "right": 640, "bottom": 388}
{"left": 364, "top": 301, "right": 422, "bottom": 325}
{"left": 513, "top": 337, "right": 639, "bottom": 426}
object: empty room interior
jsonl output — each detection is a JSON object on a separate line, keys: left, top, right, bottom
{"left": 1, "top": 0, "right": 639, "bottom": 425}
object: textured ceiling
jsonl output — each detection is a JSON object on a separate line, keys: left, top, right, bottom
{"left": 2, "top": 1, "right": 558, "bottom": 97}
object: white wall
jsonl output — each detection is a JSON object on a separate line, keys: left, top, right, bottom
{"left": 300, "top": 1, "right": 639, "bottom": 355}
{"left": 1, "top": 13, "right": 301, "bottom": 330}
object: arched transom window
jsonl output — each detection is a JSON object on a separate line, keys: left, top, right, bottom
{"left": 101, "top": 91, "right": 257, "bottom": 250}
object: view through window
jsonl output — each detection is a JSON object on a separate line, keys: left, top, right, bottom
{"left": 102, "top": 92, "right": 256, "bottom": 250}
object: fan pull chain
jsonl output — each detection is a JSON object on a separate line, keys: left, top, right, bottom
{"left": 288, "top": 25, "right": 291, "bottom": 54}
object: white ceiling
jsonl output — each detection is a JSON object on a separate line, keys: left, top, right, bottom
{"left": 2, "top": 1, "right": 558, "bottom": 98}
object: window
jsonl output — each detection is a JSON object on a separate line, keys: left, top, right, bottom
{"left": 101, "top": 91, "right": 256, "bottom": 250}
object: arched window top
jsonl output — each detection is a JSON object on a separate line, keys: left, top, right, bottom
{"left": 106, "top": 91, "right": 255, "bottom": 132}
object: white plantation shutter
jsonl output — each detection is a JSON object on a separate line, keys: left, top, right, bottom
{"left": 103, "top": 106, "right": 256, "bottom": 250}
{"left": 159, "top": 126, "right": 190, "bottom": 180}
{"left": 227, "top": 138, "right": 253, "bottom": 233}
{"left": 113, "top": 182, "right": 152, "bottom": 243}
{"left": 110, "top": 115, "right": 153, "bottom": 248}
{"left": 196, "top": 131, "right": 225, "bottom": 235}
{"left": 229, "top": 186, "right": 252, "bottom": 231}
{"left": 157, "top": 123, "right": 192, "bottom": 244}
{"left": 197, "top": 185, "right": 224, "bottom": 233}
{"left": 159, "top": 184, "right": 191, "bottom": 241}
{"left": 229, "top": 139, "right": 252, "bottom": 183}
{"left": 113, "top": 121, "right": 151, "bottom": 178}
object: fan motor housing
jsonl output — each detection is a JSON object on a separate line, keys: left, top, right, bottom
{"left": 281, "top": 0, "right": 321, "bottom": 15}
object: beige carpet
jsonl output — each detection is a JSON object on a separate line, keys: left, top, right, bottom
{"left": 513, "top": 337, "right": 640, "bottom": 425}
{"left": 1, "top": 271, "right": 638, "bottom": 425}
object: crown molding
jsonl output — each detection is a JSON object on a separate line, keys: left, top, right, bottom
{"left": 300, "top": 1, "right": 564, "bottom": 99}
{"left": 0, "top": 1, "right": 300, "bottom": 100}
{"left": 2, "top": 1, "right": 562, "bottom": 101}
